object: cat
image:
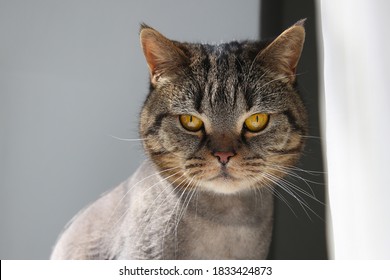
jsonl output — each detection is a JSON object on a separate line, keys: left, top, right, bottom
{"left": 51, "top": 19, "right": 307, "bottom": 260}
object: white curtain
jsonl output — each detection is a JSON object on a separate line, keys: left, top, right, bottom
{"left": 319, "top": 0, "right": 390, "bottom": 259}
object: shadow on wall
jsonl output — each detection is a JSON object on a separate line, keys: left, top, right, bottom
{"left": 261, "top": 0, "right": 328, "bottom": 259}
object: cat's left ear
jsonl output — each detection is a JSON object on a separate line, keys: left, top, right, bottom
{"left": 140, "top": 24, "right": 189, "bottom": 85}
{"left": 257, "top": 19, "right": 306, "bottom": 83}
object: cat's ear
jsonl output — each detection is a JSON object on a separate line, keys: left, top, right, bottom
{"left": 257, "top": 19, "right": 306, "bottom": 83}
{"left": 140, "top": 24, "right": 189, "bottom": 85}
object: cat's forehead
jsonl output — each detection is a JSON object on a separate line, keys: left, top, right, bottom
{"left": 168, "top": 41, "right": 289, "bottom": 125}
{"left": 187, "top": 41, "right": 259, "bottom": 74}
{"left": 185, "top": 42, "right": 274, "bottom": 114}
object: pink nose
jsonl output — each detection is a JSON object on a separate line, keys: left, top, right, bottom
{"left": 213, "top": 151, "right": 235, "bottom": 165}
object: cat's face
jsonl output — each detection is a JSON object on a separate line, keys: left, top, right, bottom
{"left": 139, "top": 21, "right": 308, "bottom": 194}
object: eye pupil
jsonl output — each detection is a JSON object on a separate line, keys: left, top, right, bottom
{"left": 180, "top": 115, "right": 203, "bottom": 132}
{"left": 244, "top": 113, "right": 269, "bottom": 133}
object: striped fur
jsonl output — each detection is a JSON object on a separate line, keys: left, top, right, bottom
{"left": 140, "top": 21, "right": 307, "bottom": 194}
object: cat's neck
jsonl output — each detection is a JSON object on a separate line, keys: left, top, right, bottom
{"left": 183, "top": 189, "right": 274, "bottom": 224}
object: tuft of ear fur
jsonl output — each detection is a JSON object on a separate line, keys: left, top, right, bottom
{"left": 258, "top": 19, "right": 306, "bottom": 83}
{"left": 139, "top": 24, "right": 189, "bottom": 85}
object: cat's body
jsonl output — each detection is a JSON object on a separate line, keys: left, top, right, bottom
{"left": 51, "top": 161, "right": 273, "bottom": 259}
{"left": 51, "top": 20, "right": 307, "bottom": 259}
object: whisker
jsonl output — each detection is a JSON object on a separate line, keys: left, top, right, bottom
{"left": 108, "top": 168, "right": 182, "bottom": 226}
{"left": 265, "top": 174, "right": 309, "bottom": 218}
{"left": 261, "top": 179, "right": 298, "bottom": 217}
{"left": 274, "top": 164, "right": 326, "bottom": 176}
{"left": 173, "top": 183, "right": 195, "bottom": 257}
{"left": 263, "top": 173, "right": 321, "bottom": 220}
{"left": 266, "top": 165, "right": 323, "bottom": 197}
{"left": 267, "top": 172, "right": 324, "bottom": 206}
{"left": 109, "top": 135, "right": 147, "bottom": 142}
{"left": 133, "top": 175, "right": 189, "bottom": 257}
{"left": 162, "top": 179, "right": 190, "bottom": 258}
{"left": 107, "top": 166, "right": 181, "bottom": 224}
{"left": 139, "top": 173, "right": 187, "bottom": 223}
{"left": 175, "top": 174, "right": 200, "bottom": 231}
{"left": 301, "top": 135, "right": 322, "bottom": 140}
{"left": 133, "top": 172, "right": 190, "bottom": 255}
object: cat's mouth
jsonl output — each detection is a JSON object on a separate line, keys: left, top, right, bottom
{"left": 200, "top": 166, "right": 250, "bottom": 194}
{"left": 209, "top": 167, "right": 237, "bottom": 181}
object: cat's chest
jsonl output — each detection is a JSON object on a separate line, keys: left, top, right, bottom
{"left": 187, "top": 226, "right": 258, "bottom": 259}
{"left": 177, "top": 216, "right": 268, "bottom": 260}
{"left": 169, "top": 190, "right": 274, "bottom": 260}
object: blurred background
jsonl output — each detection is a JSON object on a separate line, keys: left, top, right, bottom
{"left": 0, "top": 0, "right": 328, "bottom": 259}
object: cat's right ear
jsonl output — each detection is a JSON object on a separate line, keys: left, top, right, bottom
{"left": 140, "top": 24, "right": 189, "bottom": 85}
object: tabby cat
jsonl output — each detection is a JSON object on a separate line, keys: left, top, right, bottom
{"left": 51, "top": 20, "right": 307, "bottom": 259}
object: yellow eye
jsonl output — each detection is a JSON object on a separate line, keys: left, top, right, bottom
{"left": 179, "top": 115, "right": 204, "bottom": 132}
{"left": 244, "top": 113, "right": 269, "bottom": 133}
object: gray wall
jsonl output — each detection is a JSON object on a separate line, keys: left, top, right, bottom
{"left": 0, "top": 0, "right": 260, "bottom": 259}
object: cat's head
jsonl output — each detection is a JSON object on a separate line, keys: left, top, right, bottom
{"left": 139, "top": 20, "right": 308, "bottom": 194}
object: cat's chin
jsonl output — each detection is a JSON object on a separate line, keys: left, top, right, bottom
{"left": 200, "top": 178, "right": 254, "bottom": 195}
